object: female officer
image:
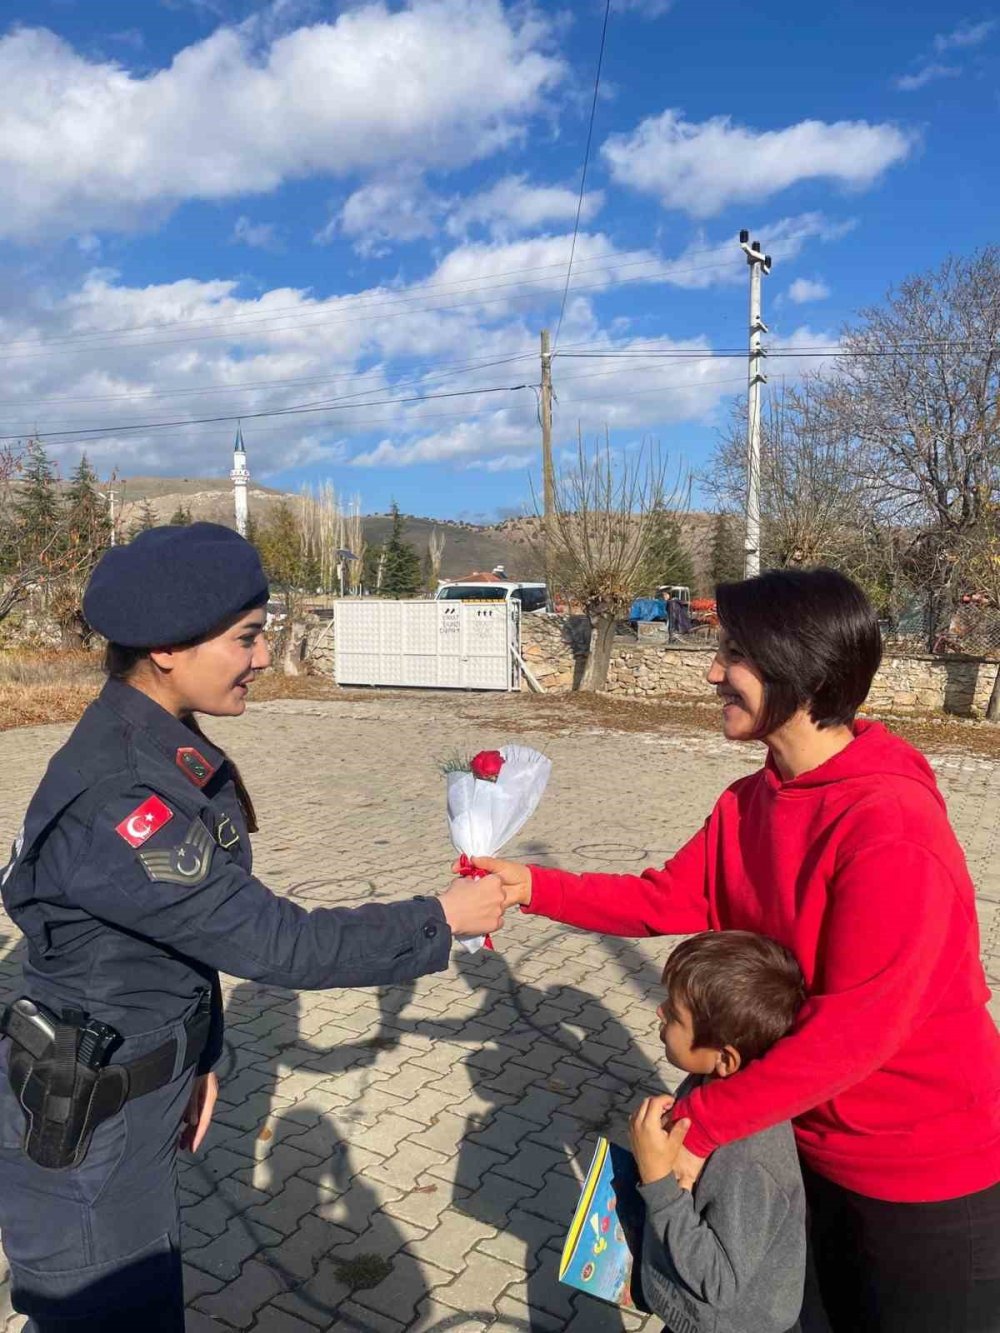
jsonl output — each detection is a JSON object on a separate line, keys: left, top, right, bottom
{"left": 0, "top": 522, "right": 504, "bottom": 1332}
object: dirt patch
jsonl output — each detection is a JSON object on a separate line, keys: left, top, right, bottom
{"left": 3, "top": 653, "right": 1000, "bottom": 759}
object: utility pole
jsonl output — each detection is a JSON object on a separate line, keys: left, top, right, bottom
{"left": 101, "top": 485, "right": 118, "bottom": 546}
{"left": 540, "top": 329, "right": 554, "bottom": 517}
{"left": 540, "top": 328, "right": 555, "bottom": 607}
{"left": 738, "top": 230, "right": 772, "bottom": 579}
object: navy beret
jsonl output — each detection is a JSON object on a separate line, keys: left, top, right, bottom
{"left": 83, "top": 522, "right": 269, "bottom": 647}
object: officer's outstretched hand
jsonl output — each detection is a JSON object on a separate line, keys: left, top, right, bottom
{"left": 180, "top": 1071, "right": 219, "bottom": 1154}
{"left": 450, "top": 856, "right": 532, "bottom": 908}
{"left": 439, "top": 873, "right": 506, "bottom": 938}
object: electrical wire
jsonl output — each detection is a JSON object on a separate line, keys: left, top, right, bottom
{"left": 17, "top": 381, "right": 534, "bottom": 442}
{"left": 0, "top": 258, "right": 741, "bottom": 364}
{"left": 12, "top": 365, "right": 748, "bottom": 451}
{"left": 553, "top": 0, "right": 611, "bottom": 352}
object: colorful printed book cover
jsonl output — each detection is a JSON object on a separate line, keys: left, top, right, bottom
{"left": 558, "top": 1136, "right": 649, "bottom": 1312}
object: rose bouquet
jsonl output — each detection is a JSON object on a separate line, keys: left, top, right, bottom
{"left": 445, "top": 745, "right": 552, "bottom": 953}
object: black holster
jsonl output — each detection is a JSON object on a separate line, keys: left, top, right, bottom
{"left": 7, "top": 1025, "right": 129, "bottom": 1170}
{"left": 3, "top": 993, "right": 210, "bottom": 1171}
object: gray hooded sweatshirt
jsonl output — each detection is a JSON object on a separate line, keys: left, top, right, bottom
{"left": 637, "top": 1076, "right": 806, "bottom": 1333}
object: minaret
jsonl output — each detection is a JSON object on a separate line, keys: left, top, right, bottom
{"left": 231, "top": 422, "right": 249, "bottom": 537}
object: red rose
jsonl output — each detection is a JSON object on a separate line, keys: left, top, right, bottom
{"left": 470, "top": 750, "right": 504, "bottom": 782}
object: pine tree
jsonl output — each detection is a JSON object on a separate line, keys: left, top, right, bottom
{"left": 169, "top": 504, "right": 192, "bottom": 525}
{"left": 14, "top": 439, "right": 61, "bottom": 560}
{"left": 129, "top": 499, "right": 158, "bottom": 539}
{"left": 380, "top": 504, "right": 422, "bottom": 598}
{"left": 64, "top": 454, "right": 111, "bottom": 562}
{"left": 642, "top": 508, "right": 695, "bottom": 593}
{"left": 709, "top": 513, "right": 744, "bottom": 590}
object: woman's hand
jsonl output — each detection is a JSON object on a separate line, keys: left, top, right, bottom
{"left": 671, "top": 1142, "right": 707, "bottom": 1192}
{"left": 629, "top": 1094, "right": 691, "bottom": 1185}
{"left": 439, "top": 873, "right": 507, "bottom": 937}
{"left": 450, "top": 856, "right": 533, "bottom": 908}
{"left": 180, "top": 1071, "right": 218, "bottom": 1154}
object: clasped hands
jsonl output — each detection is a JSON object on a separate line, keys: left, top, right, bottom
{"left": 437, "top": 855, "right": 530, "bottom": 938}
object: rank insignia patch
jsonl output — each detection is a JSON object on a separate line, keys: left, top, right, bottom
{"left": 214, "top": 814, "right": 240, "bottom": 850}
{"left": 176, "top": 747, "right": 214, "bottom": 788}
{"left": 116, "top": 796, "right": 174, "bottom": 848}
{"left": 138, "top": 816, "right": 214, "bottom": 886}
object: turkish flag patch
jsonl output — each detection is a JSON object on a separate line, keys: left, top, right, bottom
{"left": 115, "top": 796, "right": 174, "bottom": 848}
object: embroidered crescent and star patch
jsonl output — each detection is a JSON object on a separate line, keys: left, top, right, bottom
{"left": 214, "top": 814, "right": 240, "bottom": 850}
{"left": 175, "top": 747, "right": 214, "bottom": 788}
{"left": 115, "top": 796, "right": 174, "bottom": 848}
{"left": 138, "top": 816, "right": 214, "bottom": 886}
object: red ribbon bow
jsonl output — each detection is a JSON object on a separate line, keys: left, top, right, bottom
{"left": 458, "top": 854, "right": 494, "bottom": 950}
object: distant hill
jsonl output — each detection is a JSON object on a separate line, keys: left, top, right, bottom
{"left": 78, "top": 475, "right": 723, "bottom": 592}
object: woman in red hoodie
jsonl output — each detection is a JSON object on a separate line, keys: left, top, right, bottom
{"left": 465, "top": 568, "right": 1000, "bottom": 1333}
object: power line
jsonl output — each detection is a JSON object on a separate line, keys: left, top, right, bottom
{"left": 0, "top": 251, "right": 740, "bottom": 359}
{"left": 1, "top": 234, "right": 747, "bottom": 355}
{"left": 553, "top": 0, "right": 612, "bottom": 352}
{"left": 0, "top": 351, "right": 538, "bottom": 412}
{"left": 16, "top": 382, "right": 534, "bottom": 443}
{"left": 556, "top": 342, "right": 1000, "bottom": 359}
{"left": 0, "top": 258, "right": 740, "bottom": 363}
{"left": 11, "top": 365, "right": 748, "bottom": 451}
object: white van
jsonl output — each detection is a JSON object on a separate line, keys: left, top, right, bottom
{"left": 434, "top": 581, "right": 548, "bottom": 613}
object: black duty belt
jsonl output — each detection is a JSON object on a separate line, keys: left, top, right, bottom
{"left": 0, "top": 994, "right": 211, "bottom": 1170}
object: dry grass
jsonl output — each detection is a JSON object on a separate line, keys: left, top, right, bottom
{"left": 2, "top": 650, "right": 1000, "bottom": 759}
{"left": 0, "top": 650, "right": 103, "bottom": 731}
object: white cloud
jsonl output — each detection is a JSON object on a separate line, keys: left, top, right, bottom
{"left": 934, "top": 19, "right": 997, "bottom": 52}
{"left": 602, "top": 110, "right": 914, "bottom": 218}
{"left": 232, "top": 216, "right": 281, "bottom": 249}
{"left": 611, "top": 0, "right": 674, "bottom": 17}
{"left": 768, "top": 324, "right": 840, "bottom": 378}
{"left": 2, "top": 214, "right": 844, "bottom": 478}
{"left": 447, "top": 175, "right": 604, "bottom": 240}
{"left": 322, "top": 174, "right": 445, "bottom": 255}
{"left": 787, "top": 277, "right": 830, "bottom": 303}
{"left": 0, "top": 1, "right": 563, "bottom": 240}
{"left": 894, "top": 63, "right": 961, "bottom": 91}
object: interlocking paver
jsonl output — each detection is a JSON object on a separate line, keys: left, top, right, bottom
{"left": 1, "top": 693, "right": 997, "bottom": 1331}
{"left": 184, "top": 1215, "right": 284, "bottom": 1281}
{"left": 404, "top": 1212, "right": 498, "bottom": 1274}
{"left": 196, "top": 1258, "right": 290, "bottom": 1329}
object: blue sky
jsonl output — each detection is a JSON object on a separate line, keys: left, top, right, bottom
{"left": 0, "top": 0, "right": 997, "bottom": 520}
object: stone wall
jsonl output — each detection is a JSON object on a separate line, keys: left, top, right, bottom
{"left": 305, "top": 611, "right": 1000, "bottom": 716}
{"left": 520, "top": 617, "right": 1000, "bottom": 717}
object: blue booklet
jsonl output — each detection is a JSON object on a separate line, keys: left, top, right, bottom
{"left": 558, "top": 1136, "right": 650, "bottom": 1312}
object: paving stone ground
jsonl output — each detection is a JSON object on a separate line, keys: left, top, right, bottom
{"left": 0, "top": 692, "right": 997, "bottom": 1332}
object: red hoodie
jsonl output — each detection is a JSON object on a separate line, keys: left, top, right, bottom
{"left": 527, "top": 721, "right": 1000, "bottom": 1202}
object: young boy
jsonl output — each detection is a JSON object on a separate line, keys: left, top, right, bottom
{"left": 629, "top": 931, "right": 807, "bottom": 1333}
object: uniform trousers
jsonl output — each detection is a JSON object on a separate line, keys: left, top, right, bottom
{"left": 801, "top": 1162, "right": 1000, "bottom": 1333}
{"left": 0, "top": 1014, "right": 195, "bottom": 1332}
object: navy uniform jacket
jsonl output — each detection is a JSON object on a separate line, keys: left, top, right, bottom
{"left": 1, "top": 677, "right": 450, "bottom": 1068}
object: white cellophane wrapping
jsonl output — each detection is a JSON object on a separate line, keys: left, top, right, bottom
{"left": 447, "top": 744, "right": 552, "bottom": 952}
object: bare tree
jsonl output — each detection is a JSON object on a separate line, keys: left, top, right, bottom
{"left": 542, "top": 431, "right": 686, "bottom": 691}
{"left": 427, "top": 527, "right": 446, "bottom": 592}
{"left": 823, "top": 249, "right": 1000, "bottom": 619}
{"left": 705, "top": 379, "right": 881, "bottom": 572}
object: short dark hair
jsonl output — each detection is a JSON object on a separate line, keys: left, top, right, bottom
{"left": 715, "top": 566, "right": 882, "bottom": 735}
{"left": 662, "top": 931, "right": 806, "bottom": 1065}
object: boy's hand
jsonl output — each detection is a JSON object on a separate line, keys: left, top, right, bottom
{"left": 630, "top": 1094, "right": 690, "bottom": 1185}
